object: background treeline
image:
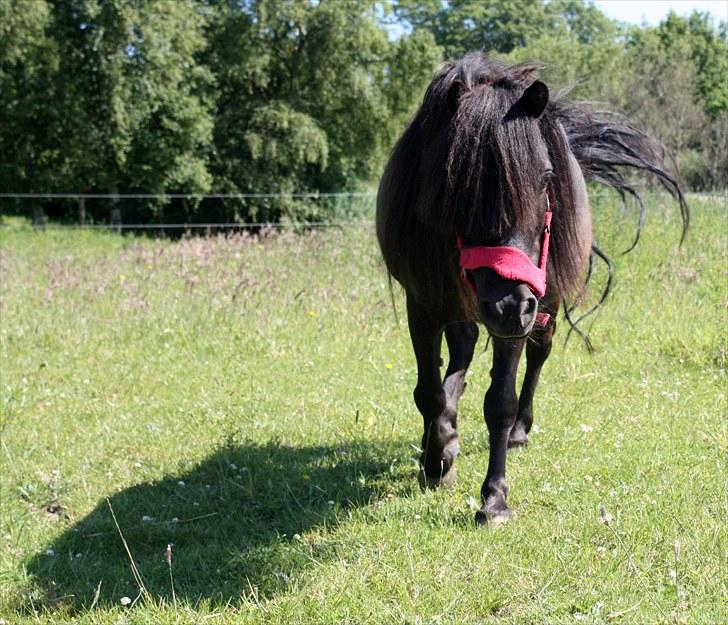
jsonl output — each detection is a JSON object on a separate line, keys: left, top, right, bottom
{"left": 1, "top": 0, "right": 726, "bottom": 225}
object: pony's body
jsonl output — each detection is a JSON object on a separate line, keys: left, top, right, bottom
{"left": 376, "top": 54, "right": 686, "bottom": 524}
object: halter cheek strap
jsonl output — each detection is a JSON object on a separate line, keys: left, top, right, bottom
{"left": 456, "top": 190, "right": 554, "bottom": 327}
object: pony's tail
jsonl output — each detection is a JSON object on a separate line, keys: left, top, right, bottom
{"left": 562, "top": 243, "right": 615, "bottom": 354}
{"left": 556, "top": 105, "right": 689, "bottom": 250}
{"left": 553, "top": 103, "right": 688, "bottom": 352}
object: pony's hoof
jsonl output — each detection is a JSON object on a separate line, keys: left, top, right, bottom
{"left": 418, "top": 466, "right": 457, "bottom": 490}
{"left": 507, "top": 423, "right": 529, "bottom": 449}
{"left": 474, "top": 507, "right": 513, "bottom": 528}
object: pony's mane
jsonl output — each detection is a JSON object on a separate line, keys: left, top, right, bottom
{"left": 376, "top": 52, "right": 687, "bottom": 320}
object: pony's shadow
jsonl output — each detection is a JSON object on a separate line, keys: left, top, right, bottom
{"left": 26, "top": 439, "right": 409, "bottom": 611}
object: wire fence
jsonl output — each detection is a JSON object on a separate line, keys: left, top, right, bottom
{"left": 0, "top": 190, "right": 724, "bottom": 233}
{"left": 0, "top": 191, "right": 378, "bottom": 233}
{"left": 0, "top": 220, "right": 374, "bottom": 231}
{"left": 0, "top": 192, "right": 376, "bottom": 199}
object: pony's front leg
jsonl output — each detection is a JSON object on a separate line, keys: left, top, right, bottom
{"left": 406, "top": 295, "right": 459, "bottom": 487}
{"left": 443, "top": 321, "right": 479, "bottom": 410}
{"left": 476, "top": 336, "right": 525, "bottom": 526}
{"left": 509, "top": 308, "right": 557, "bottom": 448}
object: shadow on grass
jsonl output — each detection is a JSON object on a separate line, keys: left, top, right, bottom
{"left": 25, "top": 438, "right": 411, "bottom": 612}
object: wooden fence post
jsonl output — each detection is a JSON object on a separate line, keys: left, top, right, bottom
{"left": 78, "top": 197, "right": 86, "bottom": 226}
{"left": 33, "top": 205, "right": 46, "bottom": 229}
{"left": 110, "top": 185, "right": 121, "bottom": 231}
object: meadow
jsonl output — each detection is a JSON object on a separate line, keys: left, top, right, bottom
{"left": 0, "top": 194, "right": 725, "bottom": 624}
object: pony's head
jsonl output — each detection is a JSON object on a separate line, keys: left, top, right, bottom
{"left": 439, "top": 55, "right": 580, "bottom": 337}
{"left": 377, "top": 52, "right": 687, "bottom": 343}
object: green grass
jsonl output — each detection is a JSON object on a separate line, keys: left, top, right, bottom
{"left": 0, "top": 194, "right": 726, "bottom": 624}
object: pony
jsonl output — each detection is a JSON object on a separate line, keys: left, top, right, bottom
{"left": 376, "top": 53, "right": 688, "bottom": 526}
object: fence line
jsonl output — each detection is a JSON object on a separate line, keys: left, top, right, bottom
{"left": 0, "top": 220, "right": 374, "bottom": 231}
{"left": 1, "top": 190, "right": 724, "bottom": 200}
{"left": 0, "top": 190, "right": 722, "bottom": 232}
{"left": 0, "top": 192, "right": 376, "bottom": 199}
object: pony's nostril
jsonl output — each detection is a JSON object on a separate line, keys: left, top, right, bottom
{"left": 519, "top": 297, "right": 537, "bottom": 317}
{"left": 479, "top": 292, "right": 537, "bottom": 336}
{"left": 518, "top": 296, "right": 537, "bottom": 328}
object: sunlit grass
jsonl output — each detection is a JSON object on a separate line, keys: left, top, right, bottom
{"left": 0, "top": 194, "right": 725, "bottom": 624}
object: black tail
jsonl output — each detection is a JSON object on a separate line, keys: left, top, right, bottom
{"left": 554, "top": 103, "right": 689, "bottom": 249}
{"left": 552, "top": 102, "right": 689, "bottom": 351}
{"left": 562, "top": 244, "right": 615, "bottom": 354}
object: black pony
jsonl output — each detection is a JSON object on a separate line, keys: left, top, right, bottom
{"left": 376, "top": 53, "right": 687, "bottom": 525}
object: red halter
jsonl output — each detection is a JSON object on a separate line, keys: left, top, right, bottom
{"left": 456, "top": 188, "right": 554, "bottom": 326}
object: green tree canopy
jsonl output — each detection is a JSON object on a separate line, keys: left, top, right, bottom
{"left": 2, "top": 0, "right": 726, "bottom": 225}
{"left": 0, "top": 0, "right": 59, "bottom": 194}
{"left": 48, "top": 0, "right": 215, "bottom": 196}
{"left": 203, "top": 0, "right": 440, "bottom": 221}
{"left": 654, "top": 11, "right": 728, "bottom": 115}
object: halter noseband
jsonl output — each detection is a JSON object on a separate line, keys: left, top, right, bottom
{"left": 456, "top": 187, "right": 554, "bottom": 327}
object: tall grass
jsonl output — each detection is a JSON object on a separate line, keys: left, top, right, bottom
{"left": 0, "top": 194, "right": 725, "bottom": 624}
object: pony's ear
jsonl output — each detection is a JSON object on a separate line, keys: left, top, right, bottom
{"left": 447, "top": 80, "right": 463, "bottom": 113}
{"left": 519, "top": 80, "right": 549, "bottom": 118}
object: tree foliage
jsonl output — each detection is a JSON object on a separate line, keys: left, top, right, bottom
{"left": 617, "top": 12, "right": 728, "bottom": 189}
{"left": 1, "top": 0, "right": 725, "bottom": 225}
{"left": 202, "top": 0, "right": 440, "bottom": 221}
{"left": 0, "top": 0, "right": 59, "bottom": 193}
{"left": 1, "top": 0, "right": 441, "bottom": 223}
{"left": 395, "top": 0, "right": 727, "bottom": 190}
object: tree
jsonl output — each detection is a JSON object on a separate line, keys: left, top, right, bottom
{"left": 505, "top": 2, "right": 625, "bottom": 102}
{"left": 622, "top": 13, "right": 728, "bottom": 188}
{"left": 393, "top": 0, "right": 553, "bottom": 58}
{"left": 3, "top": 0, "right": 724, "bottom": 225}
{"left": 0, "top": 0, "right": 60, "bottom": 202}
{"left": 1, "top": 0, "right": 215, "bottom": 222}
{"left": 202, "top": 0, "right": 441, "bottom": 222}
{"left": 48, "top": 0, "right": 214, "bottom": 220}
{"left": 393, "top": 0, "right": 627, "bottom": 101}
{"left": 656, "top": 11, "right": 728, "bottom": 116}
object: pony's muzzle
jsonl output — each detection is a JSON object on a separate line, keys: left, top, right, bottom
{"left": 477, "top": 282, "right": 538, "bottom": 338}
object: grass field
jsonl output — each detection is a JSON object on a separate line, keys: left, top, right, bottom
{"left": 0, "top": 194, "right": 726, "bottom": 624}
